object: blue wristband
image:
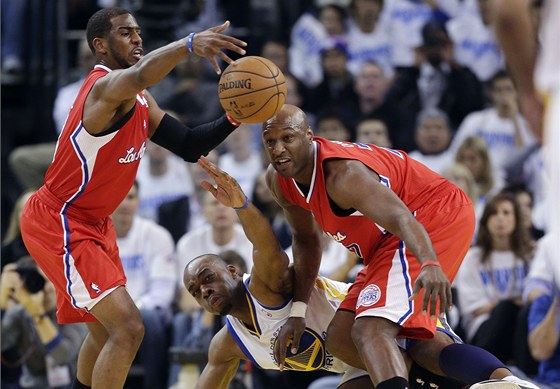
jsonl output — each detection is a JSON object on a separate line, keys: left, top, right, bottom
{"left": 233, "top": 195, "right": 249, "bottom": 211}
{"left": 187, "top": 32, "right": 195, "bottom": 53}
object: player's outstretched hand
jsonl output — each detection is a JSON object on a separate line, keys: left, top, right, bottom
{"left": 274, "top": 316, "right": 306, "bottom": 371}
{"left": 409, "top": 264, "right": 452, "bottom": 319}
{"left": 198, "top": 156, "right": 247, "bottom": 208}
{"left": 191, "top": 21, "right": 247, "bottom": 74}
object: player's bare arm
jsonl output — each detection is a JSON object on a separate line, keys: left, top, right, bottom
{"left": 324, "top": 159, "right": 452, "bottom": 316}
{"left": 265, "top": 165, "right": 323, "bottom": 368}
{"left": 198, "top": 157, "right": 291, "bottom": 304}
{"left": 196, "top": 326, "right": 244, "bottom": 389}
{"left": 84, "top": 20, "right": 246, "bottom": 135}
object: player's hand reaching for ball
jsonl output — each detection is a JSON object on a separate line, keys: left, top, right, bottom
{"left": 198, "top": 156, "right": 247, "bottom": 208}
{"left": 409, "top": 262, "right": 452, "bottom": 319}
{"left": 190, "top": 21, "right": 247, "bottom": 75}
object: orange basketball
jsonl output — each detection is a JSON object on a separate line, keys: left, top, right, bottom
{"left": 218, "top": 56, "right": 287, "bottom": 123}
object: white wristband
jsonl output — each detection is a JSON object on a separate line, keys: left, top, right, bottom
{"left": 289, "top": 301, "right": 307, "bottom": 318}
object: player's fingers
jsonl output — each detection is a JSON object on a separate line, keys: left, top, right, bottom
{"left": 409, "top": 278, "right": 422, "bottom": 302}
{"left": 429, "top": 286, "right": 440, "bottom": 318}
{"left": 422, "top": 284, "right": 431, "bottom": 313}
{"left": 291, "top": 331, "right": 302, "bottom": 355}
{"left": 446, "top": 284, "right": 453, "bottom": 310}
{"left": 208, "top": 20, "right": 229, "bottom": 33}
{"left": 208, "top": 57, "right": 221, "bottom": 75}
{"left": 217, "top": 50, "right": 235, "bottom": 65}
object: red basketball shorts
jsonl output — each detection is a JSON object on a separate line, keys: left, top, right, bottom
{"left": 339, "top": 188, "right": 475, "bottom": 339}
{"left": 20, "top": 188, "right": 127, "bottom": 324}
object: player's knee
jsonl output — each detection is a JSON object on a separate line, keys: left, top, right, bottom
{"left": 112, "top": 317, "right": 144, "bottom": 351}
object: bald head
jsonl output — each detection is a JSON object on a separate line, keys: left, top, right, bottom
{"left": 263, "top": 104, "right": 309, "bottom": 134}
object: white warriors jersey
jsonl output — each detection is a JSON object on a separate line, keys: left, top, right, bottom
{"left": 226, "top": 274, "right": 352, "bottom": 373}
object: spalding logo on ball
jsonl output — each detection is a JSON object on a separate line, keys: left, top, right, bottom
{"left": 273, "top": 328, "right": 325, "bottom": 371}
{"left": 218, "top": 56, "right": 287, "bottom": 123}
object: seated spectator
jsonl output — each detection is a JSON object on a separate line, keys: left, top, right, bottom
{"left": 388, "top": 20, "right": 484, "bottom": 150}
{"left": 503, "top": 182, "right": 545, "bottom": 242}
{"left": 455, "top": 135, "right": 503, "bottom": 204}
{"left": 449, "top": 71, "right": 538, "bottom": 185}
{"left": 337, "top": 61, "right": 400, "bottom": 142}
{"left": 305, "top": 39, "right": 357, "bottom": 115}
{"left": 345, "top": 0, "right": 393, "bottom": 77}
{"left": 136, "top": 139, "right": 193, "bottom": 223}
{"left": 446, "top": 0, "right": 505, "bottom": 81}
{"left": 455, "top": 192, "right": 534, "bottom": 363}
{"left": 158, "top": 150, "right": 220, "bottom": 243}
{"left": 383, "top": 0, "right": 463, "bottom": 67}
{"left": 0, "top": 257, "right": 88, "bottom": 389}
{"left": 2, "top": 190, "right": 33, "bottom": 269}
{"left": 219, "top": 124, "right": 263, "bottom": 197}
{"left": 355, "top": 118, "right": 392, "bottom": 147}
{"left": 261, "top": 39, "right": 289, "bottom": 75}
{"left": 289, "top": 3, "right": 347, "bottom": 88}
{"left": 408, "top": 108, "right": 453, "bottom": 174}
{"left": 314, "top": 113, "right": 351, "bottom": 141}
{"left": 112, "top": 181, "right": 177, "bottom": 389}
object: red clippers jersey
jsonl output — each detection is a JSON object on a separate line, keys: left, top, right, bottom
{"left": 44, "top": 65, "right": 150, "bottom": 222}
{"left": 277, "top": 137, "right": 457, "bottom": 264}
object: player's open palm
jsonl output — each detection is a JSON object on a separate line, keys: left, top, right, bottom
{"left": 198, "top": 156, "right": 247, "bottom": 208}
{"left": 191, "top": 21, "right": 247, "bottom": 74}
{"left": 410, "top": 265, "right": 452, "bottom": 319}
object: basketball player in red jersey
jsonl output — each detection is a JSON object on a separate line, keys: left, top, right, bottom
{"left": 19, "top": 7, "right": 246, "bottom": 389}
{"left": 262, "top": 104, "right": 539, "bottom": 389}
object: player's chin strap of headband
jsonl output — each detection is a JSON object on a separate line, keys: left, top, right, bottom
{"left": 151, "top": 113, "right": 239, "bottom": 162}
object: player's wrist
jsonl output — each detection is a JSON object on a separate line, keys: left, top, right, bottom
{"left": 233, "top": 195, "right": 249, "bottom": 211}
{"left": 289, "top": 301, "right": 307, "bottom": 318}
{"left": 421, "top": 260, "right": 441, "bottom": 270}
{"left": 186, "top": 32, "right": 196, "bottom": 53}
{"left": 225, "top": 112, "right": 241, "bottom": 127}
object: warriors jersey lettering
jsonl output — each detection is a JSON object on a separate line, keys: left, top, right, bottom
{"left": 276, "top": 138, "right": 457, "bottom": 265}
{"left": 44, "top": 65, "right": 150, "bottom": 222}
{"left": 226, "top": 274, "right": 351, "bottom": 373}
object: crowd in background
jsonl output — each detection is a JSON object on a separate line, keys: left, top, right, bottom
{"left": 2, "top": 0, "right": 558, "bottom": 388}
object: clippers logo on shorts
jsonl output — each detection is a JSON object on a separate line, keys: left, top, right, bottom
{"left": 272, "top": 328, "right": 325, "bottom": 371}
{"left": 118, "top": 141, "right": 146, "bottom": 164}
{"left": 357, "top": 284, "right": 381, "bottom": 308}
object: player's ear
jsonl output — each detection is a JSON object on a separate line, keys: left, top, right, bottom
{"left": 305, "top": 126, "right": 314, "bottom": 142}
{"left": 93, "top": 37, "right": 108, "bottom": 55}
{"left": 226, "top": 264, "right": 239, "bottom": 277}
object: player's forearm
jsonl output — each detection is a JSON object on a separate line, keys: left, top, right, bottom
{"left": 292, "top": 234, "right": 322, "bottom": 303}
{"left": 397, "top": 217, "right": 438, "bottom": 265}
{"left": 133, "top": 39, "right": 190, "bottom": 89}
{"left": 236, "top": 203, "right": 285, "bottom": 260}
{"left": 493, "top": 0, "right": 537, "bottom": 95}
{"left": 529, "top": 303, "right": 559, "bottom": 360}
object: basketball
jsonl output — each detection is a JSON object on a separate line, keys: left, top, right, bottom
{"left": 218, "top": 56, "right": 287, "bottom": 123}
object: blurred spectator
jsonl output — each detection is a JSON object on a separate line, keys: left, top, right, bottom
{"left": 345, "top": 0, "right": 393, "bottom": 77}
{"left": 502, "top": 182, "right": 545, "bottom": 242}
{"left": 158, "top": 150, "right": 220, "bottom": 243}
{"left": 289, "top": 3, "right": 347, "bottom": 87}
{"left": 455, "top": 192, "right": 533, "bottom": 363}
{"left": 2, "top": 191, "right": 34, "bottom": 269}
{"left": 176, "top": 190, "right": 254, "bottom": 277}
{"left": 355, "top": 118, "right": 392, "bottom": 147}
{"left": 160, "top": 56, "right": 223, "bottom": 127}
{"left": 1, "top": 0, "right": 26, "bottom": 75}
{"left": 520, "top": 146, "right": 549, "bottom": 233}
{"left": 0, "top": 258, "right": 87, "bottom": 389}
{"left": 388, "top": 20, "right": 484, "bottom": 150}
{"left": 314, "top": 113, "right": 351, "bottom": 141}
{"left": 261, "top": 39, "right": 289, "bottom": 74}
{"left": 408, "top": 108, "right": 453, "bottom": 174}
{"left": 337, "top": 61, "right": 399, "bottom": 141}
{"left": 382, "top": 0, "right": 463, "bottom": 67}
{"left": 112, "top": 181, "right": 177, "bottom": 389}
{"left": 449, "top": 71, "right": 538, "bottom": 186}
{"left": 446, "top": 0, "right": 505, "bottom": 81}
{"left": 305, "top": 39, "right": 357, "bottom": 115}
{"left": 8, "top": 39, "right": 95, "bottom": 192}
{"left": 442, "top": 162, "right": 483, "bottom": 235}
{"left": 218, "top": 124, "right": 264, "bottom": 197}
{"left": 455, "top": 135, "right": 503, "bottom": 203}
{"left": 136, "top": 139, "right": 193, "bottom": 223}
